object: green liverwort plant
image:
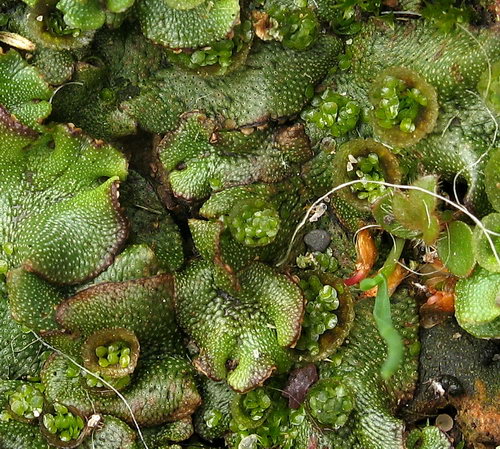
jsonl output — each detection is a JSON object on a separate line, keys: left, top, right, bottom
{"left": 230, "top": 389, "right": 306, "bottom": 449}
{"left": 477, "top": 60, "right": 500, "bottom": 113}
{"left": 241, "top": 389, "right": 272, "bottom": 422}
{"left": 45, "top": 9, "right": 81, "bottom": 37}
{"left": 327, "top": 0, "right": 382, "bottom": 35}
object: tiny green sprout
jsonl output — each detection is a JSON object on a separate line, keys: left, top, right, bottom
{"left": 349, "top": 152, "right": 387, "bottom": 202}
{"left": 230, "top": 388, "right": 273, "bottom": 434}
{"left": 66, "top": 364, "right": 80, "bottom": 379}
{"left": 304, "top": 84, "right": 315, "bottom": 99}
{"left": 99, "top": 88, "right": 116, "bottom": 103}
{"left": 327, "top": 0, "right": 381, "bottom": 35}
{"left": 95, "top": 340, "right": 131, "bottom": 369}
{"left": 168, "top": 20, "right": 252, "bottom": 71}
{"left": 338, "top": 52, "right": 352, "bottom": 70}
{"left": 42, "top": 404, "right": 85, "bottom": 442}
{"left": 421, "top": 0, "right": 473, "bottom": 33}
{"left": 473, "top": 213, "right": 500, "bottom": 273}
{"left": 296, "top": 275, "right": 340, "bottom": 356}
{"left": 205, "top": 409, "right": 223, "bottom": 428}
{"left": 267, "top": 6, "right": 320, "bottom": 51}
{"left": 45, "top": 10, "right": 80, "bottom": 37}
{"left": 242, "top": 389, "right": 272, "bottom": 422}
{"left": 289, "top": 407, "right": 306, "bottom": 426}
{"left": 191, "top": 40, "right": 235, "bottom": 68}
{"left": 372, "top": 75, "right": 427, "bottom": 134}
{"left": 307, "top": 379, "right": 354, "bottom": 429}
{"left": 231, "top": 391, "right": 305, "bottom": 449}
{"left": 316, "top": 251, "right": 340, "bottom": 273}
{"left": 228, "top": 199, "right": 280, "bottom": 247}
{"left": 0, "top": 410, "right": 11, "bottom": 422}
{"left": 296, "top": 254, "right": 313, "bottom": 269}
{"left": 296, "top": 250, "right": 339, "bottom": 273}
{"left": 302, "top": 89, "right": 361, "bottom": 137}
{"left": 208, "top": 177, "right": 223, "bottom": 190}
{"left": 6, "top": 383, "right": 44, "bottom": 421}
{"left": 238, "top": 434, "right": 259, "bottom": 449}
{"left": 2, "top": 242, "right": 13, "bottom": 256}
{"left": 83, "top": 371, "right": 131, "bottom": 390}
{"left": 477, "top": 60, "right": 500, "bottom": 114}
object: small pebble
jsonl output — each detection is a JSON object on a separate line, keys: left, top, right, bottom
{"left": 304, "top": 230, "right": 331, "bottom": 253}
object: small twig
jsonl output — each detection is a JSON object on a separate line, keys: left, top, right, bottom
{"left": 441, "top": 113, "right": 459, "bottom": 138}
{"left": 49, "top": 82, "right": 84, "bottom": 104}
{"left": 133, "top": 204, "right": 163, "bottom": 215}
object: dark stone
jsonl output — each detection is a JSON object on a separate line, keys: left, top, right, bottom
{"left": 304, "top": 229, "right": 331, "bottom": 253}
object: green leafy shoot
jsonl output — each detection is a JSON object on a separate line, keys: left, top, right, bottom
{"left": 421, "top": 0, "right": 473, "bottom": 33}
{"left": 46, "top": 10, "right": 80, "bottom": 37}
{"left": 329, "top": 0, "right": 382, "bottom": 35}
{"left": 168, "top": 20, "right": 252, "bottom": 71}
{"left": 360, "top": 238, "right": 405, "bottom": 379}
{"left": 361, "top": 274, "right": 404, "bottom": 379}
{"left": 267, "top": 6, "right": 320, "bottom": 50}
